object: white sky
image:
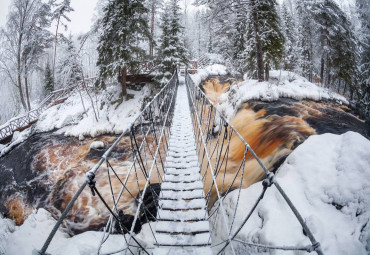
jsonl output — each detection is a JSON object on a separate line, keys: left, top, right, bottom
{"left": 0, "top": 0, "right": 99, "bottom": 34}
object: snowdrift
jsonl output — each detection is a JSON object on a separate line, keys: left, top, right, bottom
{"left": 212, "top": 131, "right": 370, "bottom": 254}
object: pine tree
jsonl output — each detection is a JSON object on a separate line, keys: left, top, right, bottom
{"left": 296, "top": 0, "right": 314, "bottom": 82}
{"left": 245, "top": 0, "right": 284, "bottom": 81}
{"left": 281, "top": 2, "right": 297, "bottom": 71}
{"left": 356, "top": 0, "right": 370, "bottom": 115}
{"left": 232, "top": 4, "right": 248, "bottom": 73}
{"left": 44, "top": 62, "right": 54, "bottom": 96}
{"left": 312, "top": 0, "right": 359, "bottom": 98}
{"left": 57, "top": 37, "right": 83, "bottom": 87}
{"left": 96, "top": 0, "right": 152, "bottom": 95}
{"left": 155, "top": 0, "right": 189, "bottom": 86}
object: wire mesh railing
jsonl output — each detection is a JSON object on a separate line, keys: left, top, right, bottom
{"left": 185, "top": 71, "right": 323, "bottom": 255}
{"left": 37, "top": 71, "right": 178, "bottom": 255}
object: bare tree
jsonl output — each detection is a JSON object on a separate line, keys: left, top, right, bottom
{"left": 0, "top": 0, "right": 53, "bottom": 111}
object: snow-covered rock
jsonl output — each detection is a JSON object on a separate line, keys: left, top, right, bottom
{"left": 212, "top": 131, "right": 370, "bottom": 254}
{"left": 0, "top": 209, "right": 69, "bottom": 254}
{"left": 191, "top": 68, "right": 348, "bottom": 121}
{"left": 190, "top": 64, "right": 229, "bottom": 86}
{"left": 35, "top": 83, "right": 152, "bottom": 138}
{"left": 0, "top": 128, "right": 32, "bottom": 157}
{"left": 89, "top": 141, "right": 104, "bottom": 150}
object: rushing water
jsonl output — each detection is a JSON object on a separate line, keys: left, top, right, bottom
{"left": 0, "top": 77, "right": 369, "bottom": 236}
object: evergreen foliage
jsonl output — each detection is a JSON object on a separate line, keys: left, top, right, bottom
{"left": 296, "top": 0, "right": 315, "bottom": 82}
{"left": 57, "top": 37, "right": 83, "bottom": 87}
{"left": 155, "top": 0, "right": 189, "bottom": 86}
{"left": 312, "top": 0, "right": 359, "bottom": 98}
{"left": 245, "top": 0, "right": 285, "bottom": 80}
{"left": 96, "top": 0, "right": 152, "bottom": 89}
{"left": 281, "top": 2, "right": 297, "bottom": 71}
{"left": 44, "top": 62, "right": 54, "bottom": 95}
{"left": 356, "top": 0, "right": 370, "bottom": 116}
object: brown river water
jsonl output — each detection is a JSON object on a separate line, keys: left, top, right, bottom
{"left": 0, "top": 77, "right": 369, "bottom": 235}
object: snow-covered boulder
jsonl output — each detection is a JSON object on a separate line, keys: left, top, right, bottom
{"left": 0, "top": 209, "right": 69, "bottom": 254}
{"left": 213, "top": 131, "right": 370, "bottom": 254}
{"left": 89, "top": 141, "right": 104, "bottom": 150}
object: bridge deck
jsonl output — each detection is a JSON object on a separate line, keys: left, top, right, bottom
{"left": 153, "top": 79, "right": 212, "bottom": 255}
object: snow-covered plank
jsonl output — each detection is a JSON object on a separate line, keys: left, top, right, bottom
{"left": 153, "top": 247, "right": 213, "bottom": 255}
{"left": 156, "top": 221, "right": 210, "bottom": 233}
{"left": 159, "top": 190, "right": 204, "bottom": 200}
{"left": 159, "top": 199, "right": 206, "bottom": 210}
{"left": 164, "top": 167, "right": 200, "bottom": 175}
{"left": 161, "top": 181, "right": 203, "bottom": 191}
{"left": 155, "top": 232, "right": 211, "bottom": 246}
{"left": 163, "top": 174, "right": 201, "bottom": 182}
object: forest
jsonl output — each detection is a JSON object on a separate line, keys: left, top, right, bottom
{"left": 0, "top": 0, "right": 369, "bottom": 123}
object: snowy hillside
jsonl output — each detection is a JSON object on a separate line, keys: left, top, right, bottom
{"left": 0, "top": 83, "right": 153, "bottom": 157}
{"left": 213, "top": 131, "right": 370, "bottom": 254}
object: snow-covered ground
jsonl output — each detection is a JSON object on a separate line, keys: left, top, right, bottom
{"left": 191, "top": 66, "right": 348, "bottom": 120}
{"left": 212, "top": 131, "right": 370, "bottom": 254}
{"left": 36, "top": 84, "right": 152, "bottom": 137}
{"left": 0, "top": 83, "right": 152, "bottom": 157}
{"left": 0, "top": 208, "right": 154, "bottom": 255}
{"left": 1, "top": 132, "right": 368, "bottom": 254}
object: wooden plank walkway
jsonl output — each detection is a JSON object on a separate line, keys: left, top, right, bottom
{"left": 153, "top": 79, "right": 212, "bottom": 255}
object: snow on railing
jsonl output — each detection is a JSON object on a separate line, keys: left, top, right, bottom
{"left": 37, "top": 71, "right": 179, "bottom": 255}
{"left": 185, "top": 71, "right": 323, "bottom": 255}
{"left": 0, "top": 77, "right": 97, "bottom": 143}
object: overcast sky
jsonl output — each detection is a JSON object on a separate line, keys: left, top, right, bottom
{"left": 0, "top": 0, "right": 99, "bottom": 34}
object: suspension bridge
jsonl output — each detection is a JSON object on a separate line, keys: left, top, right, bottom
{"left": 30, "top": 69, "right": 325, "bottom": 255}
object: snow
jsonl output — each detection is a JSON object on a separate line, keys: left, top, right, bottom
{"left": 191, "top": 67, "right": 349, "bottom": 121}
{"left": 35, "top": 83, "right": 152, "bottom": 138}
{"left": 0, "top": 207, "right": 157, "bottom": 255}
{"left": 0, "top": 128, "right": 32, "bottom": 157}
{"left": 89, "top": 141, "right": 104, "bottom": 150}
{"left": 212, "top": 131, "right": 370, "bottom": 254}
{"left": 0, "top": 208, "right": 69, "bottom": 255}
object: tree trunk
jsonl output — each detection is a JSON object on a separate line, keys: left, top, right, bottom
{"left": 119, "top": 66, "right": 128, "bottom": 97}
{"left": 17, "top": 33, "right": 27, "bottom": 111}
{"left": 265, "top": 62, "right": 269, "bottom": 81}
{"left": 150, "top": 1, "right": 155, "bottom": 57}
{"left": 251, "top": 0, "right": 264, "bottom": 82}
{"left": 320, "top": 57, "right": 325, "bottom": 86}
{"left": 24, "top": 71, "right": 31, "bottom": 111}
{"left": 53, "top": 13, "right": 62, "bottom": 79}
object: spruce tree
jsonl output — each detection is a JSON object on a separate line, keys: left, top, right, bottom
{"left": 57, "top": 37, "right": 83, "bottom": 87}
{"left": 356, "top": 0, "right": 370, "bottom": 105}
{"left": 245, "top": 0, "right": 284, "bottom": 81}
{"left": 155, "top": 0, "right": 189, "bottom": 86}
{"left": 312, "top": 0, "right": 359, "bottom": 98}
{"left": 44, "top": 62, "right": 54, "bottom": 96}
{"left": 281, "top": 2, "right": 297, "bottom": 71}
{"left": 96, "top": 0, "right": 152, "bottom": 95}
{"left": 232, "top": 5, "right": 248, "bottom": 73}
{"left": 296, "top": 0, "right": 314, "bottom": 82}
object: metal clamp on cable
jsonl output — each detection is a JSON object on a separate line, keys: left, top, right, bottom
{"left": 86, "top": 171, "right": 96, "bottom": 196}
{"left": 262, "top": 172, "right": 275, "bottom": 188}
{"left": 307, "top": 242, "right": 321, "bottom": 253}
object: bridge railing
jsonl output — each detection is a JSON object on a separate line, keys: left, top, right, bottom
{"left": 38, "top": 71, "right": 179, "bottom": 255}
{"left": 0, "top": 77, "right": 97, "bottom": 142}
{"left": 185, "top": 72, "right": 323, "bottom": 255}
